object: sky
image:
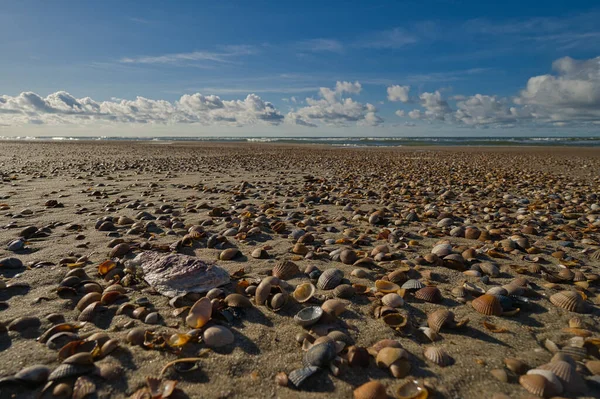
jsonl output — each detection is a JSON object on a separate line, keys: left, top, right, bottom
{"left": 1, "top": 0, "right": 600, "bottom": 137}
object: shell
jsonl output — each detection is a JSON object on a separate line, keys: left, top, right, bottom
{"left": 550, "top": 290, "right": 586, "bottom": 313}
{"left": 126, "top": 328, "right": 146, "bottom": 346}
{"left": 414, "top": 286, "right": 442, "bottom": 303}
{"left": 395, "top": 380, "right": 428, "bottom": 399}
{"left": 272, "top": 260, "right": 299, "bottom": 280}
{"left": 504, "top": 358, "right": 529, "bottom": 374}
{"left": 185, "top": 297, "right": 212, "bottom": 328}
{"left": 424, "top": 346, "right": 453, "bottom": 367}
{"left": 255, "top": 279, "right": 272, "bottom": 306}
{"left": 340, "top": 249, "right": 357, "bottom": 265}
{"left": 558, "top": 345, "right": 587, "bottom": 361}
{"left": 471, "top": 294, "right": 503, "bottom": 316}
{"left": 317, "top": 268, "right": 344, "bottom": 290}
{"left": 48, "top": 364, "right": 94, "bottom": 381}
{"left": 353, "top": 381, "right": 388, "bottom": 399}
{"left": 479, "top": 262, "right": 500, "bottom": 277}
{"left": 293, "top": 283, "right": 316, "bottom": 303}
{"left": 202, "top": 326, "right": 234, "bottom": 348}
{"left": 294, "top": 306, "right": 323, "bottom": 327}
{"left": 519, "top": 374, "right": 559, "bottom": 397}
{"left": 401, "top": 279, "right": 425, "bottom": 290}
{"left": 376, "top": 347, "right": 407, "bottom": 368}
{"left": 333, "top": 284, "right": 355, "bottom": 299}
{"left": 382, "top": 313, "right": 407, "bottom": 329}
{"left": 388, "top": 270, "right": 408, "bottom": 284}
{"left": 427, "top": 309, "right": 455, "bottom": 333}
{"left": 72, "top": 376, "right": 96, "bottom": 399}
{"left": 12, "top": 365, "right": 50, "bottom": 384}
{"left": 526, "top": 370, "right": 563, "bottom": 395}
{"left": 375, "top": 280, "right": 400, "bottom": 293}
{"left": 269, "top": 293, "right": 287, "bottom": 311}
{"left": 76, "top": 292, "right": 101, "bottom": 312}
{"left": 351, "top": 268, "right": 369, "bottom": 278}
{"left": 100, "top": 339, "right": 119, "bottom": 357}
{"left": 431, "top": 244, "right": 452, "bottom": 257}
{"left": 321, "top": 299, "right": 346, "bottom": 316}
{"left": 288, "top": 366, "right": 319, "bottom": 388}
{"left": 538, "top": 360, "right": 587, "bottom": 394}
{"left": 8, "top": 316, "right": 41, "bottom": 332}
{"left": 78, "top": 302, "right": 102, "bottom": 322}
{"left": 382, "top": 293, "right": 404, "bottom": 308}
{"left": 224, "top": 293, "right": 253, "bottom": 308}
{"left": 303, "top": 341, "right": 337, "bottom": 367}
{"left": 219, "top": 248, "right": 240, "bottom": 260}
{"left": 486, "top": 287, "right": 508, "bottom": 296}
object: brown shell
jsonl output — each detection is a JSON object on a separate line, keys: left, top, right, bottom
{"left": 224, "top": 293, "right": 253, "bottom": 308}
{"left": 387, "top": 270, "right": 408, "bottom": 284}
{"left": 414, "top": 286, "right": 442, "bottom": 303}
{"left": 333, "top": 284, "right": 355, "bottom": 299}
{"left": 72, "top": 376, "right": 96, "bottom": 399}
{"left": 76, "top": 292, "right": 101, "bottom": 312}
{"left": 550, "top": 290, "right": 585, "bottom": 313}
{"left": 78, "top": 302, "right": 102, "bottom": 322}
{"left": 255, "top": 279, "right": 272, "bottom": 306}
{"left": 317, "top": 268, "right": 344, "bottom": 290}
{"left": 427, "top": 309, "right": 455, "bottom": 333}
{"left": 321, "top": 299, "right": 346, "bottom": 316}
{"left": 538, "top": 360, "right": 587, "bottom": 394}
{"left": 272, "top": 260, "right": 299, "bottom": 280}
{"left": 375, "top": 280, "right": 400, "bottom": 293}
{"left": 471, "top": 294, "right": 502, "bottom": 316}
{"left": 353, "top": 381, "right": 387, "bottom": 399}
{"left": 519, "top": 374, "right": 557, "bottom": 397}
{"left": 424, "top": 346, "right": 453, "bottom": 367}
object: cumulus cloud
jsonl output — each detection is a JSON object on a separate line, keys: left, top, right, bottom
{"left": 0, "top": 91, "right": 284, "bottom": 126}
{"left": 387, "top": 85, "right": 410, "bottom": 102}
{"left": 286, "top": 81, "right": 382, "bottom": 127}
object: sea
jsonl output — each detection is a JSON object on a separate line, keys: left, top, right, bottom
{"left": 1, "top": 136, "right": 599, "bottom": 147}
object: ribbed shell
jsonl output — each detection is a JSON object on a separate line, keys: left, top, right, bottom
{"left": 288, "top": 366, "right": 319, "bottom": 388}
{"left": 401, "top": 279, "right": 425, "bottom": 290}
{"left": 317, "top": 268, "right": 344, "bottom": 290}
{"left": 387, "top": 270, "right": 408, "bottom": 284}
{"left": 427, "top": 309, "right": 454, "bottom": 333}
{"left": 353, "top": 381, "right": 388, "bottom": 399}
{"left": 526, "top": 370, "right": 563, "bottom": 395}
{"left": 471, "top": 294, "right": 503, "bottom": 316}
{"left": 550, "top": 291, "right": 585, "bottom": 313}
{"left": 48, "top": 364, "right": 94, "bottom": 381}
{"left": 558, "top": 345, "right": 587, "bottom": 362}
{"left": 519, "top": 374, "right": 557, "bottom": 397}
{"left": 303, "top": 341, "right": 337, "bottom": 368}
{"left": 479, "top": 262, "right": 500, "bottom": 277}
{"left": 73, "top": 376, "right": 96, "bottom": 399}
{"left": 590, "top": 249, "right": 600, "bottom": 261}
{"left": 78, "top": 302, "right": 101, "bottom": 322}
{"left": 382, "top": 293, "right": 404, "bottom": 308}
{"left": 572, "top": 271, "right": 586, "bottom": 282}
{"left": 424, "top": 346, "right": 453, "bottom": 367}
{"left": 486, "top": 287, "right": 508, "bottom": 296}
{"left": 333, "top": 284, "right": 355, "bottom": 299}
{"left": 272, "top": 260, "right": 299, "bottom": 280}
{"left": 538, "top": 360, "right": 587, "bottom": 394}
{"left": 414, "top": 286, "right": 442, "bottom": 303}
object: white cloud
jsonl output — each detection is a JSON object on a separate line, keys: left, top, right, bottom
{"left": 387, "top": 85, "right": 410, "bottom": 102}
{"left": 0, "top": 91, "right": 284, "bottom": 126}
{"left": 454, "top": 94, "right": 521, "bottom": 126}
{"left": 395, "top": 110, "right": 405, "bottom": 117}
{"left": 286, "top": 81, "right": 382, "bottom": 127}
{"left": 120, "top": 45, "right": 257, "bottom": 65}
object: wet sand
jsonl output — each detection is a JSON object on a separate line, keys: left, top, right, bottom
{"left": 0, "top": 141, "right": 599, "bottom": 399}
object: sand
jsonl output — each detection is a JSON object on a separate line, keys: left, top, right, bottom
{"left": 0, "top": 141, "right": 599, "bottom": 399}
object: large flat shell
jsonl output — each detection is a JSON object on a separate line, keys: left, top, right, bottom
{"left": 136, "top": 252, "right": 230, "bottom": 297}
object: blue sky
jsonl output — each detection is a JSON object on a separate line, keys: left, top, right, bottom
{"left": 1, "top": 0, "right": 600, "bottom": 136}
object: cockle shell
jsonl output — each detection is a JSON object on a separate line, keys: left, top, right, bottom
{"left": 303, "top": 341, "right": 337, "bottom": 368}
{"left": 382, "top": 293, "right": 404, "bottom": 308}
{"left": 519, "top": 374, "right": 559, "bottom": 397}
{"left": 317, "top": 268, "right": 344, "bottom": 290}
{"left": 414, "top": 286, "right": 442, "bottom": 303}
{"left": 424, "top": 346, "right": 453, "bottom": 367}
{"left": 293, "top": 283, "right": 316, "bottom": 303}
{"left": 479, "top": 262, "right": 500, "bottom": 277}
{"left": 431, "top": 244, "right": 452, "bottom": 257}
{"left": 72, "top": 376, "right": 96, "bottom": 399}
{"left": 427, "top": 309, "right": 455, "bottom": 333}
{"left": 353, "top": 381, "right": 388, "bottom": 399}
{"left": 538, "top": 360, "right": 587, "bottom": 394}
{"left": 550, "top": 290, "right": 586, "bottom": 313}
{"left": 219, "top": 248, "right": 240, "bottom": 260}
{"left": 0, "top": 365, "right": 50, "bottom": 385}
{"left": 133, "top": 251, "right": 230, "bottom": 297}
{"left": 272, "top": 260, "right": 299, "bottom": 280}
{"left": 185, "top": 297, "right": 212, "bottom": 328}
{"left": 202, "top": 326, "right": 234, "bottom": 348}
{"left": 471, "top": 294, "right": 503, "bottom": 316}
{"left": 526, "top": 370, "right": 563, "bottom": 395}
{"left": 333, "top": 284, "right": 355, "bottom": 298}
{"left": 321, "top": 299, "right": 346, "bottom": 316}
{"left": 340, "top": 249, "right": 357, "bottom": 265}
{"left": 401, "top": 279, "right": 425, "bottom": 290}
{"left": 288, "top": 366, "right": 319, "bottom": 388}
{"left": 376, "top": 347, "right": 408, "bottom": 368}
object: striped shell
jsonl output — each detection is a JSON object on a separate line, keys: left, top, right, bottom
{"left": 382, "top": 293, "right": 404, "bottom": 308}
{"left": 590, "top": 249, "right": 600, "bottom": 261}
{"left": 288, "top": 366, "right": 319, "bottom": 388}
{"left": 387, "top": 270, "right": 408, "bottom": 284}
{"left": 526, "top": 370, "right": 563, "bottom": 395}
{"left": 48, "top": 364, "right": 94, "bottom": 381}
{"left": 424, "top": 346, "right": 453, "bottom": 367}
{"left": 272, "top": 260, "right": 299, "bottom": 280}
{"left": 479, "top": 262, "right": 499, "bottom": 277}
{"left": 414, "top": 286, "right": 442, "bottom": 303}
{"left": 519, "top": 374, "right": 559, "bottom": 397}
{"left": 427, "top": 309, "right": 455, "bottom": 333}
{"left": 471, "top": 294, "right": 503, "bottom": 316}
{"left": 550, "top": 291, "right": 585, "bottom": 313}
{"left": 317, "top": 268, "right": 344, "bottom": 290}
{"left": 73, "top": 376, "right": 96, "bottom": 399}
{"left": 558, "top": 345, "right": 587, "bottom": 362}
{"left": 401, "top": 279, "right": 425, "bottom": 290}
{"left": 333, "top": 284, "right": 355, "bottom": 299}
{"left": 538, "top": 360, "right": 587, "bottom": 394}
{"left": 78, "top": 302, "right": 102, "bottom": 322}
{"left": 303, "top": 341, "right": 337, "bottom": 368}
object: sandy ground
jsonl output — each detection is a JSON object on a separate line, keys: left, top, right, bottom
{"left": 0, "top": 141, "right": 599, "bottom": 399}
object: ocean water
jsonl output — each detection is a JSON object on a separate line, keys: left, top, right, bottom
{"left": 1, "top": 136, "right": 599, "bottom": 147}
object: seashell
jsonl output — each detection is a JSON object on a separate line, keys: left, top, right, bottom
{"left": 292, "top": 243, "right": 309, "bottom": 255}
{"left": 186, "top": 297, "right": 212, "bottom": 328}
{"left": 353, "top": 381, "right": 388, "bottom": 399}
{"left": 11, "top": 365, "right": 50, "bottom": 384}
{"left": 585, "top": 360, "right": 600, "bottom": 376}
{"left": 382, "top": 313, "right": 407, "bottom": 329}
{"left": 255, "top": 279, "right": 272, "bottom": 306}
{"left": 375, "top": 280, "right": 400, "bottom": 293}
{"left": 8, "top": 316, "right": 41, "bottom": 332}
{"left": 206, "top": 288, "right": 224, "bottom": 300}
{"left": 388, "top": 269, "right": 408, "bottom": 284}
{"left": 72, "top": 376, "right": 95, "bottom": 399}
{"left": 486, "top": 287, "right": 508, "bottom": 296}
{"left": 202, "top": 325, "right": 234, "bottom": 348}
{"left": 414, "top": 286, "right": 442, "bottom": 303}
{"left": 303, "top": 341, "right": 337, "bottom": 367}
{"left": 471, "top": 294, "right": 503, "bottom": 316}
{"left": 427, "top": 309, "right": 454, "bottom": 333}
{"left": 382, "top": 293, "right": 404, "bottom": 308}
{"left": 550, "top": 290, "right": 586, "bottom": 313}
{"left": 78, "top": 302, "right": 103, "bottom": 322}
{"left": 401, "top": 279, "right": 425, "bottom": 290}
{"left": 479, "top": 262, "right": 499, "bottom": 277}
{"left": 317, "top": 268, "right": 344, "bottom": 290}
{"left": 100, "top": 339, "right": 119, "bottom": 357}
{"left": 376, "top": 347, "right": 408, "bottom": 368}
{"left": 132, "top": 307, "right": 148, "bottom": 320}
{"left": 504, "top": 358, "right": 529, "bottom": 374}
{"left": 269, "top": 292, "right": 287, "bottom": 311}
{"left": 293, "top": 283, "right": 316, "bottom": 303}
{"left": 272, "top": 260, "right": 299, "bottom": 280}
{"left": 333, "top": 284, "right": 355, "bottom": 299}
{"left": 519, "top": 374, "right": 559, "bottom": 397}
{"left": 127, "top": 327, "right": 146, "bottom": 346}
{"left": 288, "top": 366, "right": 319, "bottom": 388}
{"left": 144, "top": 312, "right": 159, "bottom": 324}
{"left": 53, "top": 382, "right": 73, "bottom": 397}
{"left": 321, "top": 299, "right": 346, "bottom": 316}
{"left": 490, "top": 368, "right": 508, "bottom": 382}
{"left": 48, "top": 363, "right": 94, "bottom": 381}
{"left": 109, "top": 243, "right": 130, "bottom": 258}
{"left": 224, "top": 293, "right": 253, "bottom": 308}
{"left": 167, "top": 333, "right": 192, "bottom": 348}
{"left": 347, "top": 346, "right": 370, "bottom": 368}
{"left": 327, "top": 330, "right": 353, "bottom": 345}
{"left": 431, "top": 244, "right": 452, "bottom": 257}
{"left": 251, "top": 248, "right": 268, "bottom": 259}
{"left": 100, "top": 290, "right": 123, "bottom": 305}
{"left": 340, "top": 249, "right": 357, "bottom": 265}
{"left": 294, "top": 306, "right": 323, "bottom": 327}
{"left": 219, "top": 248, "right": 240, "bottom": 260}
{"left": 568, "top": 316, "right": 584, "bottom": 329}
{"left": 351, "top": 268, "right": 368, "bottom": 278}
{"left": 558, "top": 345, "right": 587, "bottom": 362}
{"left": 526, "top": 369, "right": 563, "bottom": 395}
{"left": 424, "top": 346, "right": 453, "bottom": 367}
{"left": 77, "top": 292, "right": 102, "bottom": 311}
{"left": 103, "top": 284, "right": 126, "bottom": 294}
{"left": 465, "top": 227, "right": 481, "bottom": 240}
{"left": 451, "top": 286, "right": 467, "bottom": 300}
{"left": 38, "top": 322, "right": 86, "bottom": 344}
{"left": 395, "top": 380, "right": 428, "bottom": 399}
{"left": 538, "top": 360, "right": 587, "bottom": 394}
{"left": 443, "top": 254, "right": 465, "bottom": 270}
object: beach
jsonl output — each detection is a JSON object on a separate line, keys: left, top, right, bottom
{"left": 0, "top": 140, "right": 599, "bottom": 399}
